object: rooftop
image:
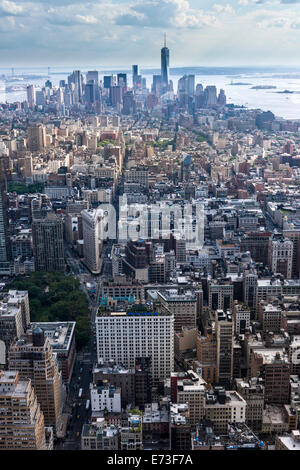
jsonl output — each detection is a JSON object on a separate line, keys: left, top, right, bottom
{"left": 93, "top": 363, "right": 134, "bottom": 375}
{"left": 30, "top": 321, "right": 75, "bottom": 351}
{"left": 158, "top": 289, "right": 196, "bottom": 302}
{"left": 263, "top": 405, "right": 287, "bottom": 424}
{"left": 253, "top": 348, "right": 288, "bottom": 364}
{"left": 277, "top": 435, "right": 300, "bottom": 450}
{"left": 82, "top": 423, "right": 118, "bottom": 439}
{"left": 97, "top": 310, "right": 171, "bottom": 317}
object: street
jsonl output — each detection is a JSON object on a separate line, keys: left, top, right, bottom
{"left": 55, "top": 242, "right": 111, "bottom": 450}
{"left": 56, "top": 353, "right": 93, "bottom": 450}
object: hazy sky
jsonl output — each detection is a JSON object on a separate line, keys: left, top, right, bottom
{"left": 1, "top": 0, "right": 300, "bottom": 67}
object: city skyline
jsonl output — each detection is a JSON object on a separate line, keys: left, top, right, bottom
{"left": 1, "top": 0, "right": 300, "bottom": 66}
{"left": 2, "top": 0, "right": 300, "bottom": 455}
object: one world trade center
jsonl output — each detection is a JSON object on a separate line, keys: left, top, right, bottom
{"left": 161, "top": 33, "right": 169, "bottom": 93}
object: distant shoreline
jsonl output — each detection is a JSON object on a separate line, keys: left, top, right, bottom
{"left": 229, "top": 82, "right": 252, "bottom": 86}
{"left": 251, "top": 85, "right": 277, "bottom": 90}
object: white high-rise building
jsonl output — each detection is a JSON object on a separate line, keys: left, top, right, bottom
{"left": 81, "top": 208, "right": 106, "bottom": 274}
{"left": 96, "top": 311, "right": 174, "bottom": 382}
{"left": 27, "top": 85, "right": 36, "bottom": 109}
{"left": 90, "top": 383, "right": 121, "bottom": 413}
{"left": 0, "top": 141, "right": 8, "bottom": 157}
{"left": 268, "top": 234, "right": 293, "bottom": 279}
{"left": 233, "top": 301, "right": 251, "bottom": 335}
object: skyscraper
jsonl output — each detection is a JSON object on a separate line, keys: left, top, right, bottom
{"left": 0, "top": 291, "right": 30, "bottom": 360}
{"left": 132, "top": 65, "right": 138, "bottom": 87}
{"left": 0, "top": 370, "right": 47, "bottom": 450}
{"left": 161, "top": 33, "right": 169, "bottom": 92}
{"left": 85, "top": 81, "right": 97, "bottom": 104}
{"left": 158, "top": 289, "right": 197, "bottom": 333}
{"left": 268, "top": 233, "right": 293, "bottom": 279}
{"left": 117, "top": 73, "right": 127, "bottom": 87}
{"left": 81, "top": 208, "right": 105, "bottom": 274}
{"left": 123, "top": 91, "right": 136, "bottom": 115}
{"left": 86, "top": 70, "right": 99, "bottom": 85}
{"left": 96, "top": 310, "right": 174, "bottom": 383}
{"left": 218, "top": 88, "right": 227, "bottom": 106}
{"left": 152, "top": 75, "right": 162, "bottom": 96}
{"left": 27, "top": 124, "right": 46, "bottom": 152}
{"left": 26, "top": 85, "right": 36, "bottom": 109}
{"left": 7, "top": 290, "right": 30, "bottom": 333}
{"left": 67, "top": 70, "right": 83, "bottom": 103}
{"left": 178, "top": 74, "right": 195, "bottom": 98}
{"left": 110, "top": 85, "right": 123, "bottom": 107}
{"left": 215, "top": 310, "right": 234, "bottom": 387}
{"left": 0, "top": 298, "right": 24, "bottom": 357}
{"left": 73, "top": 70, "right": 83, "bottom": 102}
{"left": 187, "top": 74, "right": 195, "bottom": 96}
{"left": 204, "top": 86, "right": 218, "bottom": 107}
{"left": 103, "top": 75, "right": 113, "bottom": 89}
{"left": 8, "top": 327, "right": 63, "bottom": 430}
{"left": 32, "top": 211, "right": 65, "bottom": 272}
{"left": 283, "top": 226, "right": 300, "bottom": 278}
{"left": 0, "top": 158, "right": 10, "bottom": 271}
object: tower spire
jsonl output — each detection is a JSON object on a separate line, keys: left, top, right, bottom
{"left": 164, "top": 32, "right": 166, "bottom": 48}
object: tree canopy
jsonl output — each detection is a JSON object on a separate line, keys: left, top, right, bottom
{"left": 8, "top": 271, "right": 90, "bottom": 350}
{"left": 8, "top": 182, "right": 45, "bottom": 194}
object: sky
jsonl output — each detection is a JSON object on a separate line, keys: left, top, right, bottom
{"left": 1, "top": 0, "right": 300, "bottom": 67}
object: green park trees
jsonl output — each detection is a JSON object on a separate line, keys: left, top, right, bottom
{"left": 8, "top": 271, "right": 90, "bottom": 350}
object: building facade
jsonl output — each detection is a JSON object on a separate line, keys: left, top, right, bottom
{"left": 96, "top": 311, "right": 174, "bottom": 382}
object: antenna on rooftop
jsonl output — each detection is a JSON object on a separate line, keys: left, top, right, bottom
{"left": 164, "top": 32, "right": 167, "bottom": 47}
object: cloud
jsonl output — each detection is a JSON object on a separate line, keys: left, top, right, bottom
{"left": 45, "top": 5, "right": 102, "bottom": 27}
{"left": 0, "top": 0, "right": 299, "bottom": 66}
{"left": 75, "top": 14, "right": 98, "bottom": 24}
{"left": 251, "top": 6, "right": 300, "bottom": 30}
{"left": 237, "top": 0, "right": 268, "bottom": 4}
{"left": 16, "top": 0, "right": 88, "bottom": 3}
{"left": 0, "top": 0, "right": 24, "bottom": 15}
{"left": 213, "top": 3, "right": 235, "bottom": 14}
{"left": 0, "top": 14, "right": 16, "bottom": 30}
{"left": 115, "top": 0, "right": 218, "bottom": 29}
{"left": 115, "top": 12, "right": 151, "bottom": 27}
